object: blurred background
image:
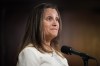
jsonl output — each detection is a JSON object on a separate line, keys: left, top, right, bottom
{"left": 0, "top": 0, "right": 100, "bottom": 66}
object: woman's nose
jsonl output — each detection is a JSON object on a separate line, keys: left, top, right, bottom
{"left": 52, "top": 20, "right": 58, "bottom": 26}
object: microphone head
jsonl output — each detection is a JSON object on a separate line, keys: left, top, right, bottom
{"left": 61, "top": 45, "right": 72, "bottom": 54}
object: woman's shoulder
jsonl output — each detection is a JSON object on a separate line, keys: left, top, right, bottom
{"left": 21, "top": 46, "right": 38, "bottom": 54}
{"left": 19, "top": 43, "right": 40, "bottom": 55}
{"left": 23, "top": 46, "right": 36, "bottom": 51}
{"left": 17, "top": 44, "right": 42, "bottom": 66}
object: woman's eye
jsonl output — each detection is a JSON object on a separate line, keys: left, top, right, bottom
{"left": 48, "top": 17, "right": 52, "bottom": 20}
{"left": 46, "top": 16, "right": 52, "bottom": 21}
{"left": 56, "top": 18, "right": 59, "bottom": 21}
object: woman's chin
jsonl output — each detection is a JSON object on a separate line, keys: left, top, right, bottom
{"left": 51, "top": 34, "right": 58, "bottom": 38}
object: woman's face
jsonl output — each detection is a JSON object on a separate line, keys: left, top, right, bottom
{"left": 42, "top": 8, "right": 59, "bottom": 40}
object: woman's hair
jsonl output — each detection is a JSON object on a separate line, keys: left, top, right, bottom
{"left": 19, "top": 3, "right": 62, "bottom": 54}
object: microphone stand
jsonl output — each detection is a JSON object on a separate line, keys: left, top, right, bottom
{"left": 82, "top": 57, "right": 89, "bottom": 66}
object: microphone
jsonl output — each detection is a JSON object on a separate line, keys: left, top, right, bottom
{"left": 61, "top": 45, "right": 96, "bottom": 60}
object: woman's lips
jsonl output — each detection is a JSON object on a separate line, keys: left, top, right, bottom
{"left": 51, "top": 28, "right": 58, "bottom": 30}
{"left": 50, "top": 29, "right": 58, "bottom": 32}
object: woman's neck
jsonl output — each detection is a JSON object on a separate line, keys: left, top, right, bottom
{"left": 43, "top": 41, "right": 53, "bottom": 52}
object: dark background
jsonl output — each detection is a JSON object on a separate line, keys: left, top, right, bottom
{"left": 0, "top": 0, "right": 100, "bottom": 66}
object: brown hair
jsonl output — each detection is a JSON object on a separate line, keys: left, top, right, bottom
{"left": 18, "top": 3, "right": 62, "bottom": 55}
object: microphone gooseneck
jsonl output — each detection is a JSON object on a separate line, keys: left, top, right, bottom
{"left": 61, "top": 45, "right": 98, "bottom": 66}
{"left": 61, "top": 45, "right": 96, "bottom": 60}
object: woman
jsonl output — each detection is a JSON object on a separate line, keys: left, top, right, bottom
{"left": 16, "top": 3, "right": 69, "bottom": 66}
